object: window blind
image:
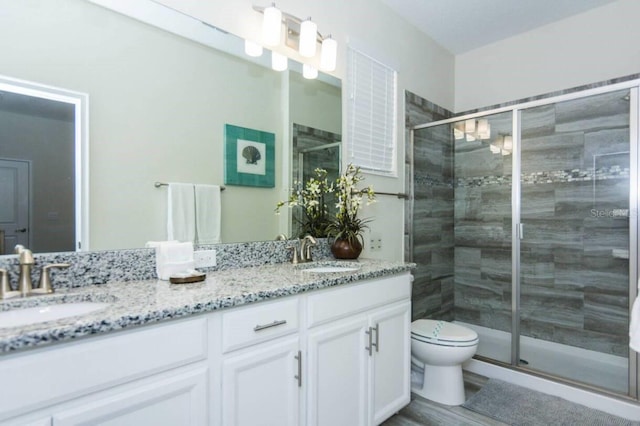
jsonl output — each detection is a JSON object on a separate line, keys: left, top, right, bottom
{"left": 346, "top": 46, "right": 397, "bottom": 176}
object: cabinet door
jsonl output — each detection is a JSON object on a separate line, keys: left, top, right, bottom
{"left": 52, "top": 366, "right": 207, "bottom": 426}
{"left": 222, "top": 336, "right": 300, "bottom": 426}
{"left": 307, "top": 316, "right": 369, "bottom": 426}
{"left": 369, "top": 301, "right": 411, "bottom": 425}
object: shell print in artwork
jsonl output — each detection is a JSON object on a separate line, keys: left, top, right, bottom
{"left": 242, "top": 145, "right": 262, "bottom": 164}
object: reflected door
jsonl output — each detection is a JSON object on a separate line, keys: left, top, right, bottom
{"left": 0, "top": 158, "right": 30, "bottom": 254}
{"left": 519, "top": 89, "right": 632, "bottom": 394}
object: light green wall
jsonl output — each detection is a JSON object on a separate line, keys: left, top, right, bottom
{"left": 0, "top": 0, "right": 286, "bottom": 249}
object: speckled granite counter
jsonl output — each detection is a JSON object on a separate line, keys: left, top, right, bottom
{"left": 0, "top": 259, "right": 414, "bottom": 354}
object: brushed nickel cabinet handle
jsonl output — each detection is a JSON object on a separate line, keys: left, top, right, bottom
{"left": 365, "top": 327, "right": 373, "bottom": 356}
{"left": 373, "top": 323, "right": 379, "bottom": 352}
{"left": 254, "top": 319, "right": 287, "bottom": 332}
{"left": 294, "top": 350, "right": 302, "bottom": 387}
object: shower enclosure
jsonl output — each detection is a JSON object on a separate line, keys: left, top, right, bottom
{"left": 409, "top": 80, "right": 639, "bottom": 399}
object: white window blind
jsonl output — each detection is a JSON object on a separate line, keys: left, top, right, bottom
{"left": 347, "top": 46, "right": 397, "bottom": 176}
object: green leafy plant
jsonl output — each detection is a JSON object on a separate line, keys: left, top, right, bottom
{"left": 275, "top": 168, "right": 334, "bottom": 238}
{"left": 326, "top": 164, "right": 376, "bottom": 247}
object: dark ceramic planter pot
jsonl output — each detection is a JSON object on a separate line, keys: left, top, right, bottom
{"left": 330, "top": 238, "right": 363, "bottom": 260}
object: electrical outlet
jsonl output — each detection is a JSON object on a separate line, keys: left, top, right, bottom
{"left": 194, "top": 250, "right": 217, "bottom": 268}
{"left": 369, "top": 233, "right": 382, "bottom": 252}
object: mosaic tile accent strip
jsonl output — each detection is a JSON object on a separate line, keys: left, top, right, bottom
{"left": 456, "top": 166, "right": 629, "bottom": 188}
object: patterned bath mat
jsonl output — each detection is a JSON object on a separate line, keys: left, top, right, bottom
{"left": 462, "top": 379, "right": 639, "bottom": 425}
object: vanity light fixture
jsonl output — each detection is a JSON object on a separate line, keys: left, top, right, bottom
{"left": 303, "top": 63, "right": 318, "bottom": 79}
{"left": 250, "top": 4, "right": 337, "bottom": 78}
{"left": 262, "top": 3, "right": 282, "bottom": 46}
{"left": 244, "top": 40, "right": 264, "bottom": 57}
{"left": 299, "top": 18, "right": 318, "bottom": 57}
{"left": 320, "top": 35, "right": 337, "bottom": 71}
{"left": 272, "top": 51, "right": 288, "bottom": 71}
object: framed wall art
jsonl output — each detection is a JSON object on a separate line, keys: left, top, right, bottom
{"left": 224, "top": 124, "right": 275, "bottom": 187}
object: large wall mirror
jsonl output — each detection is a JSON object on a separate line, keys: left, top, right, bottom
{"left": 0, "top": 0, "right": 341, "bottom": 254}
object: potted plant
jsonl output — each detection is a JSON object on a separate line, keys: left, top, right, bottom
{"left": 275, "top": 168, "right": 334, "bottom": 238}
{"left": 326, "top": 164, "right": 375, "bottom": 259}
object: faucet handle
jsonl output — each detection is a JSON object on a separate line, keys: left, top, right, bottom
{"left": 35, "top": 263, "right": 71, "bottom": 295}
{"left": 286, "top": 245, "right": 300, "bottom": 265}
{"left": 0, "top": 268, "right": 19, "bottom": 300}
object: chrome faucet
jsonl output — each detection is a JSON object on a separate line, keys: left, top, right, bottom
{"left": 286, "top": 235, "right": 317, "bottom": 264}
{"left": 15, "top": 245, "right": 35, "bottom": 297}
{"left": 299, "top": 235, "right": 317, "bottom": 262}
{"left": 1, "top": 245, "right": 70, "bottom": 299}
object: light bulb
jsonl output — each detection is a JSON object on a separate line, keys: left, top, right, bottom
{"left": 271, "top": 51, "right": 288, "bottom": 71}
{"left": 303, "top": 64, "right": 318, "bottom": 79}
{"left": 320, "top": 36, "right": 337, "bottom": 71}
{"left": 503, "top": 136, "right": 513, "bottom": 150}
{"left": 244, "top": 40, "right": 263, "bottom": 57}
{"left": 262, "top": 4, "right": 282, "bottom": 46}
{"left": 465, "top": 119, "right": 476, "bottom": 134}
{"left": 299, "top": 18, "right": 317, "bottom": 57}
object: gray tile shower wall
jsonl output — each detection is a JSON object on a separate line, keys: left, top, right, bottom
{"left": 0, "top": 240, "right": 333, "bottom": 290}
{"left": 405, "top": 91, "right": 455, "bottom": 321}
{"left": 453, "top": 88, "right": 631, "bottom": 356}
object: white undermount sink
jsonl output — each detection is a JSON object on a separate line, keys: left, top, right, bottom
{"left": 0, "top": 302, "right": 109, "bottom": 329}
{"left": 302, "top": 266, "right": 359, "bottom": 273}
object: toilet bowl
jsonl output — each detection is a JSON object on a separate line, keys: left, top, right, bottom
{"left": 410, "top": 319, "right": 478, "bottom": 406}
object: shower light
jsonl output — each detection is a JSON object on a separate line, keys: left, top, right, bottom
{"left": 465, "top": 119, "right": 476, "bottom": 134}
{"left": 477, "top": 119, "right": 490, "bottom": 139}
{"left": 244, "top": 40, "right": 263, "bottom": 57}
{"left": 503, "top": 135, "right": 513, "bottom": 151}
{"left": 299, "top": 18, "right": 318, "bottom": 57}
{"left": 271, "top": 51, "right": 288, "bottom": 71}
{"left": 262, "top": 4, "right": 282, "bottom": 46}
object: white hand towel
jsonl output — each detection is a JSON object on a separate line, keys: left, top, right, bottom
{"left": 194, "top": 184, "right": 221, "bottom": 244}
{"left": 630, "top": 293, "right": 640, "bottom": 352}
{"left": 154, "top": 241, "right": 195, "bottom": 280}
{"left": 167, "top": 183, "right": 196, "bottom": 243}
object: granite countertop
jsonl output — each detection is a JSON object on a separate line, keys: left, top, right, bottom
{"left": 0, "top": 259, "right": 414, "bottom": 354}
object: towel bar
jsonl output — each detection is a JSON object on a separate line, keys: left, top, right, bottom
{"left": 154, "top": 182, "right": 226, "bottom": 191}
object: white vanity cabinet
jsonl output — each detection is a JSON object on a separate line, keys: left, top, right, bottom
{"left": 0, "top": 317, "right": 209, "bottom": 426}
{"left": 0, "top": 271, "right": 411, "bottom": 426}
{"left": 217, "top": 297, "right": 302, "bottom": 426}
{"left": 305, "top": 274, "right": 412, "bottom": 426}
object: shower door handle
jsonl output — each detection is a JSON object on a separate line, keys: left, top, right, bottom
{"left": 518, "top": 223, "right": 524, "bottom": 240}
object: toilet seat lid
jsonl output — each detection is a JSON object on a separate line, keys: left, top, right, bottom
{"left": 411, "top": 320, "right": 478, "bottom": 344}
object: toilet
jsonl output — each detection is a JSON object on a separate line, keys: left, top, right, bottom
{"left": 410, "top": 319, "right": 479, "bottom": 406}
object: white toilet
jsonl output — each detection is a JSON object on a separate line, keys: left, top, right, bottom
{"left": 410, "top": 319, "right": 479, "bottom": 406}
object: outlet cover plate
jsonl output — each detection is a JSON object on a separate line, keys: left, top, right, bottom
{"left": 194, "top": 250, "right": 217, "bottom": 268}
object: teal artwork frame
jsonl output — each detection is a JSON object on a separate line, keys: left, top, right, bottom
{"left": 224, "top": 124, "right": 275, "bottom": 188}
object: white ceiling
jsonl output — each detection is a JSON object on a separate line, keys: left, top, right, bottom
{"left": 380, "top": 0, "right": 617, "bottom": 54}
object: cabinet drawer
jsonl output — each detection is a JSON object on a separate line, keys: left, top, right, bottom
{"left": 307, "top": 273, "right": 411, "bottom": 328}
{"left": 222, "top": 297, "right": 299, "bottom": 353}
{"left": 0, "top": 318, "right": 207, "bottom": 421}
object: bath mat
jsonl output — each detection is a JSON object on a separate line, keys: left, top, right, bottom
{"left": 462, "top": 379, "right": 639, "bottom": 426}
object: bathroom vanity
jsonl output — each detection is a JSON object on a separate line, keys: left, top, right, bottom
{"left": 0, "top": 260, "right": 412, "bottom": 426}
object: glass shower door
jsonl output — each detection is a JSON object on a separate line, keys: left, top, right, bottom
{"left": 518, "top": 89, "right": 632, "bottom": 394}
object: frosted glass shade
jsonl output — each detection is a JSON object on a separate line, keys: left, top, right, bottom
{"left": 320, "top": 37, "right": 337, "bottom": 71}
{"left": 503, "top": 135, "right": 513, "bottom": 150}
{"left": 262, "top": 5, "right": 282, "bottom": 46}
{"left": 303, "top": 64, "right": 318, "bottom": 79}
{"left": 271, "top": 51, "right": 288, "bottom": 71}
{"left": 465, "top": 119, "right": 476, "bottom": 134}
{"left": 299, "top": 19, "right": 317, "bottom": 57}
{"left": 244, "top": 40, "right": 263, "bottom": 57}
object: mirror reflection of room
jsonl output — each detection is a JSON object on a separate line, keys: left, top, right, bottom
{"left": 0, "top": 0, "right": 341, "bottom": 253}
